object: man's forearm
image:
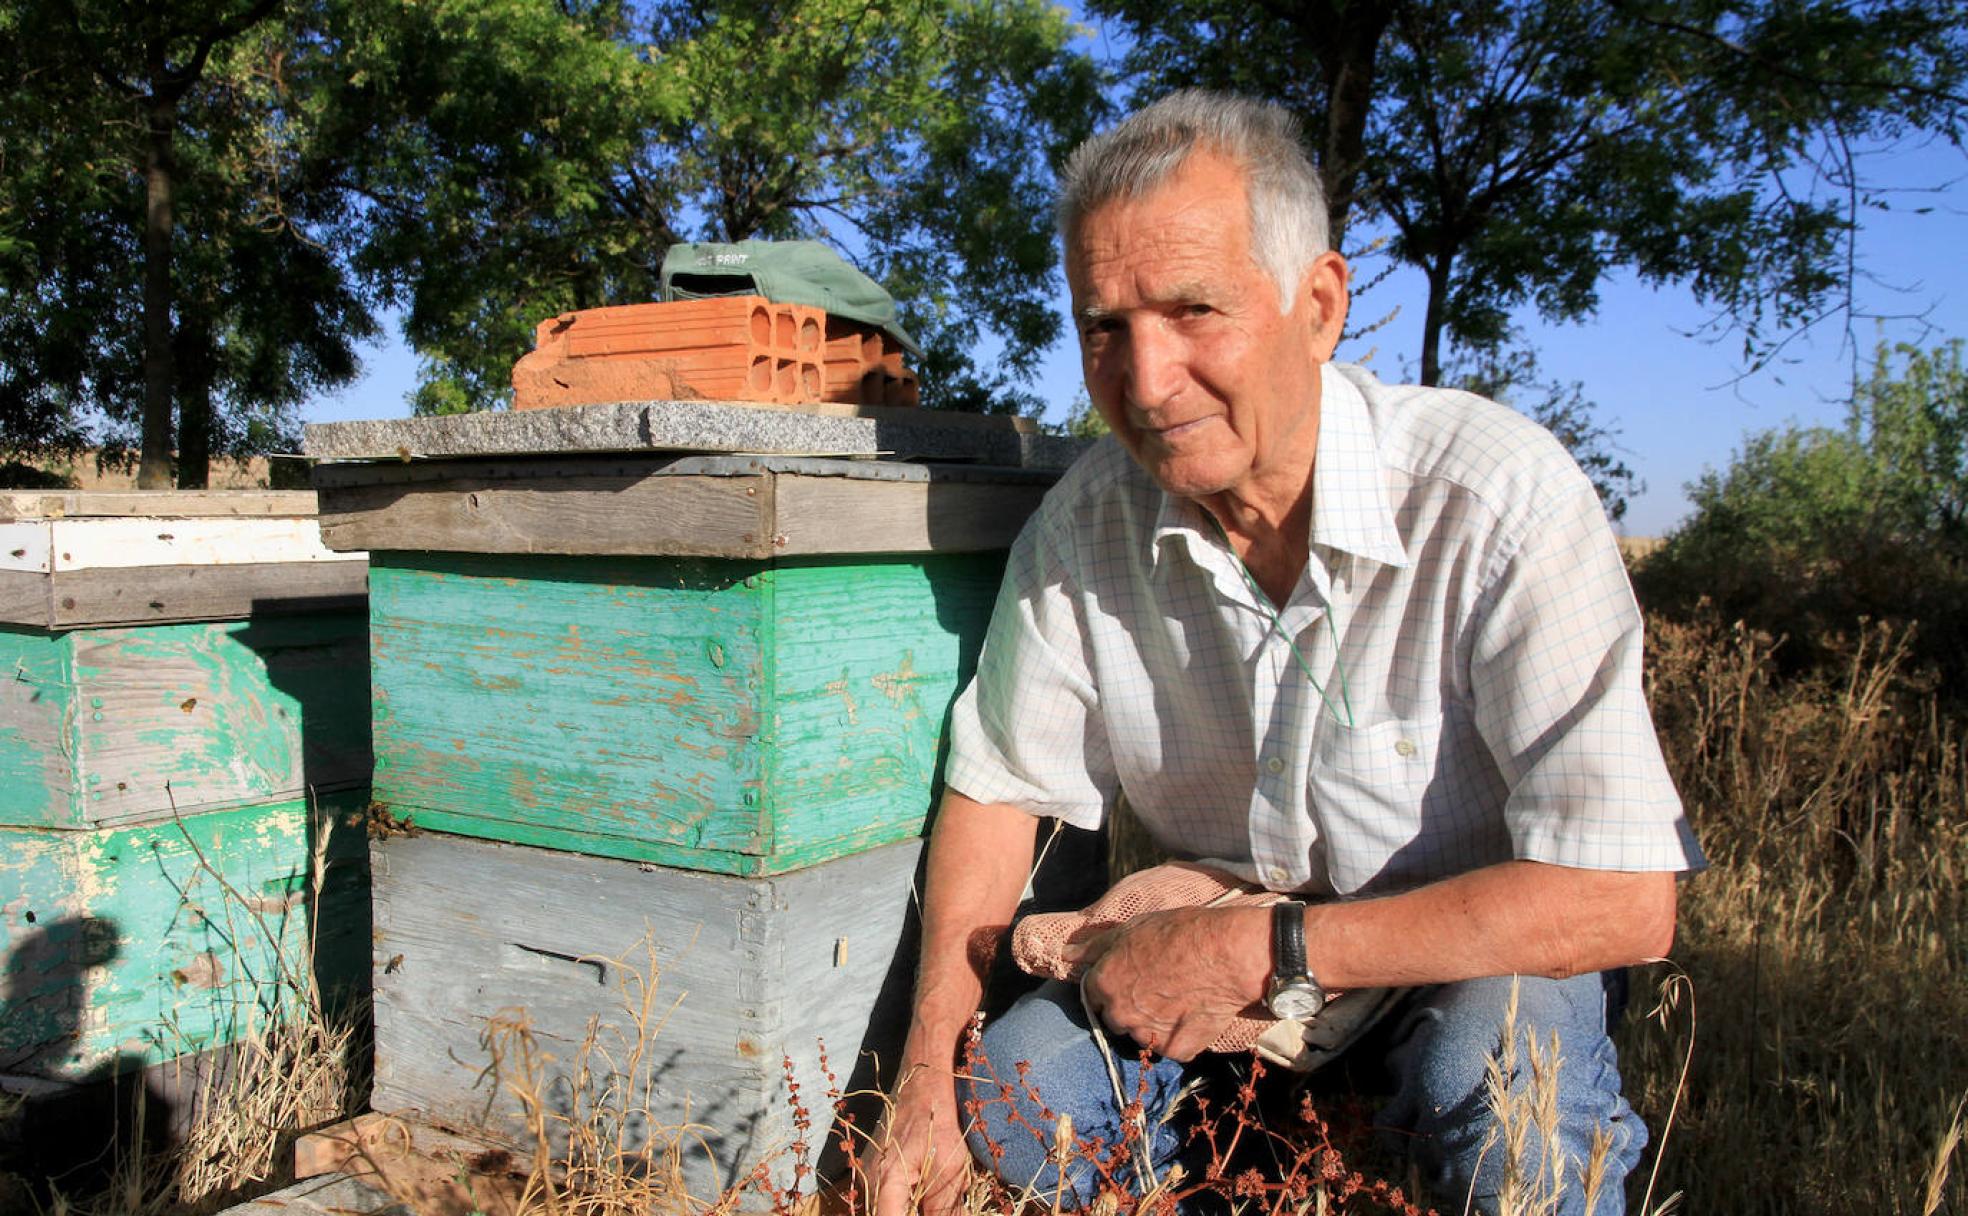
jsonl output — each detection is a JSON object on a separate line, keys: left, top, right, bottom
{"left": 898, "top": 790, "right": 1040, "bottom": 1070}
{"left": 1306, "top": 861, "right": 1678, "bottom": 991}
{"left": 1075, "top": 860, "right": 1676, "bottom": 1056}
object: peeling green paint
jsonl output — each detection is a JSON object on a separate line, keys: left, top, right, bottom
{"left": 0, "top": 627, "right": 73, "bottom": 827}
{"left": 367, "top": 550, "right": 1004, "bottom": 874}
{"left": 0, "top": 790, "right": 371, "bottom": 1078}
{"left": 0, "top": 616, "right": 371, "bottom": 828}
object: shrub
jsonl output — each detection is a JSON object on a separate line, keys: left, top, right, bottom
{"left": 1636, "top": 339, "right": 1968, "bottom": 677}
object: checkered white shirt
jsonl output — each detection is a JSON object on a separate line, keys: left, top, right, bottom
{"left": 947, "top": 362, "right": 1703, "bottom": 896}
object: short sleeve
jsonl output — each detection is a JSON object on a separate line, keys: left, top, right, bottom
{"left": 944, "top": 514, "right": 1115, "bottom": 829}
{"left": 1470, "top": 485, "right": 1705, "bottom": 873}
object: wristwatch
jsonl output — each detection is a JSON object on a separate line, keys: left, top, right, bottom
{"left": 1265, "top": 899, "right": 1328, "bottom": 1020}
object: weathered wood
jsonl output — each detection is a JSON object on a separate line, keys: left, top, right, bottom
{"left": 7, "top": 562, "right": 367, "bottom": 630}
{"left": 1, "top": 614, "right": 372, "bottom": 829}
{"left": 369, "top": 832, "right": 922, "bottom": 1198}
{"left": 366, "top": 550, "right": 1000, "bottom": 874}
{"left": 313, "top": 456, "right": 1058, "bottom": 558}
{"left": 216, "top": 1172, "right": 413, "bottom": 1216}
{"left": 0, "top": 627, "right": 75, "bottom": 835}
{"left": 0, "top": 508, "right": 367, "bottom": 628}
{"left": 286, "top": 1115, "right": 517, "bottom": 1214}
{"left": 367, "top": 551, "right": 768, "bottom": 866}
{"left": 0, "top": 516, "right": 350, "bottom": 572}
{"left": 0, "top": 790, "right": 371, "bottom": 1076}
{"left": 0, "top": 571, "right": 51, "bottom": 627}
{"left": 0, "top": 490, "right": 321, "bottom": 520}
{"left": 316, "top": 469, "right": 775, "bottom": 559}
{"left": 75, "top": 616, "right": 373, "bottom": 825}
{"left": 759, "top": 555, "right": 1003, "bottom": 863}
{"left": 774, "top": 475, "right": 1049, "bottom": 555}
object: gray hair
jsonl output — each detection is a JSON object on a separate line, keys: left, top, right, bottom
{"left": 1057, "top": 90, "right": 1331, "bottom": 310}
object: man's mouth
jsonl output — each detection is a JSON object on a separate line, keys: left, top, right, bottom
{"left": 1144, "top": 417, "right": 1212, "bottom": 444}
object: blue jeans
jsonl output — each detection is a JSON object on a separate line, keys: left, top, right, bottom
{"left": 959, "top": 974, "right": 1647, "bottom": 1215}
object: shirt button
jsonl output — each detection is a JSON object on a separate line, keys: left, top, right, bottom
{"left": 1394, "top": 738, "right": 1417, "bottom": 757}
{"left": 1266, "top": 866, "right": 1290, "bottom": 885}
{"left": 1265, "top": 756, "right": 1285, "bottom": 774}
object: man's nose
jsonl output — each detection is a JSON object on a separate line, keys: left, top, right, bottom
{"left": 1125, "top": 321, "right": 1186, "bottom": 407}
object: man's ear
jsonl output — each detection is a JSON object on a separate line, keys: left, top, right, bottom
{"left": 1297, "top": 251, "right": 1351, "bottom": 362}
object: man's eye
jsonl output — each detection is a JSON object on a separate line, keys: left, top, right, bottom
{"left": 1180, "top": 303, "right": 1214, "bottom": 318}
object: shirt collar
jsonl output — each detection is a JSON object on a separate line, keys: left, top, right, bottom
{"left": 1149, "top": 362, "right": 1409, "bottom": 571}
{"left": 1309, "top": 362, "right": 1409, "bottom": 570}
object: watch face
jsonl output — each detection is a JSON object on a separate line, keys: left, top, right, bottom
{"left": 1268, "top": 981, "right": 1326, "bottom": 1021}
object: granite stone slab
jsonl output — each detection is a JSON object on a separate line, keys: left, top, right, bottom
{"left": 303, "top": 398, "right": 1084, "bottom": 469}
{"left": 214, "top": 1173, "right": 410, "bottom": 1215}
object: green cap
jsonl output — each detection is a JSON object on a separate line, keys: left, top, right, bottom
{"left": 660, "top": 240, "right": 922, "bottom": 358}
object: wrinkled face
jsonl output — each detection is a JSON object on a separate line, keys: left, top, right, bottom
{"left": 1067, "top": 151, "right": 1346, "bottom": 505}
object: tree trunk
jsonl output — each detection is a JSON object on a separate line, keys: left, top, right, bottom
{"left": 1309, "top": 0, "right": 1401, "bottom": 251}
{"left": 1420, "top": 252, "right": 1451, "bottom": 386}
{"left": 137, "top": 95, "right": 177, "bottom": 489}
{"left": 175, "top": 309, "right": 212, "bottom": 489}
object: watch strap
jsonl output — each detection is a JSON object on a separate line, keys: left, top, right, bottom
{"left": 1271, "top": 898, "right": 1309, "bottom": 979}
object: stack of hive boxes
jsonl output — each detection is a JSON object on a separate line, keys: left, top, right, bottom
{"left": 307, "top": 398, "right": 1067, "bottom": 1198}
{"left": 512, "top": 297, "right": 918, "bottom": 412}
{"left": 0, "top": 492, "right": 372, "bottom": 1148}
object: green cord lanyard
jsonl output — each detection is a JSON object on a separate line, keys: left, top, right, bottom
{"left": 1206, "top": 512, "right": 1356, "bottom": 728}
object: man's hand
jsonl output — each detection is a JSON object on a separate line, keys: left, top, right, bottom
{"left": 873, "top": 1061, "right": 970, "bottom": 1216}
{"left": 1066, "top": 905, "right": 1269, "bottom": 1062}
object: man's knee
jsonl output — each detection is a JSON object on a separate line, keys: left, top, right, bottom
{"left": 958, "top": 980, "right": 1189, "bottom": 1205}
{"left": 1381, "top": 973, "right": 1647, "bottom": 1214}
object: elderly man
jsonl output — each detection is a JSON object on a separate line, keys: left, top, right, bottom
{"left": 873, "top": 91, "right": 1702, "bottom": 1216}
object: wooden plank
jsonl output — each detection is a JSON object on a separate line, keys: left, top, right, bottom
{"left": 0, "top": 516, "right": 352, "bottom": 571}
{"left": 289, "top": 1114, "right": 520, "bottom": 1214}
{"left": 39, "top": 561, "right": 369, "bottom": 629}
{"left": 369, "top": 832, "right": 922, "bottom": 1198}
{"left": 761, "top": 554, "right": 1003, "bottom": 868}
{"left": 0, "top": 520, "right": 52, "bottom": 573}
{"left": 312, "top": 456, "right": 1061, "bottom": 556}
{"left": 366, "top": 553, "right": 769, "bottom": 873}
{"left": 0, "top": 627, "right": 76, "bottom": 827}
{"left": 0, "top": 570, "right": 51, "bottom": 628}
{"left": 774, "top": 475, "right": 1049, "bottom": 555}
{"left": 0, "top": 490, "right": 320, "bottom": 521}
{"left": 317, "top": 471, "right": 774, "bottom": 558}
{"left": 71, "top": 615, "right": 372, "bottom": 826}
{"left": 0, "top": 790, "right": 371, "bottom": 1075}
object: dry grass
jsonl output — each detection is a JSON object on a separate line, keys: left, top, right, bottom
{"left": 473, "top": 938, "right": 710, "bottom": 1216}
{"left": 1631, "top": 609, "right": 1968, "bottom": 1214}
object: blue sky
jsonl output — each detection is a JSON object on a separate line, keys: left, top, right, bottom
{"left": 303, "top": 106, "right": 1967, "bottom": 541}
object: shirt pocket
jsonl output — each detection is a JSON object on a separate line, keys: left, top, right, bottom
{"left": 1308, "top": 712, "right": 1444, "bottom": 893}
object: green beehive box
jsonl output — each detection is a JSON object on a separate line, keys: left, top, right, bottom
{"left": 0, "top": 492, "right": 375, "bottom": 1082}
{"left": 366, "top": 548, "right": 1003, "bottom": 875}
{"left": 0, "top": 492, "right": 371, "bottom": 828}
{"left": 316, "top": 453, "right": 1060, "bottom": 876}
{"left": 0, "top": 791, "right": 371, "bottom": 1077}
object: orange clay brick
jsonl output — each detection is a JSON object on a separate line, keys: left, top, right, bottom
{"left": 819, "top": 318, "right": 919, "bottom": 407}
{"left": 513, "top": 296, "right": 826, "bottom": 409}
{"left": 512, "top": 296, "right": 917, "bottom": 410}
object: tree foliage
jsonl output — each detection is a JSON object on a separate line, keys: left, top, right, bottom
{"left": 1088, "top": 0, "right": 1968, "bottom": 385}
{"left": 0, "top": 0, "right": 1101, "bottom": 478}
{"left": 0, "top": 0, "right": 376, "bottom": 484}
{"left": 325, "top": 0, "right": 1103, "bottom": 416}
{"left": 1636, "top": 339, "right": 1968, "bottom": 674}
